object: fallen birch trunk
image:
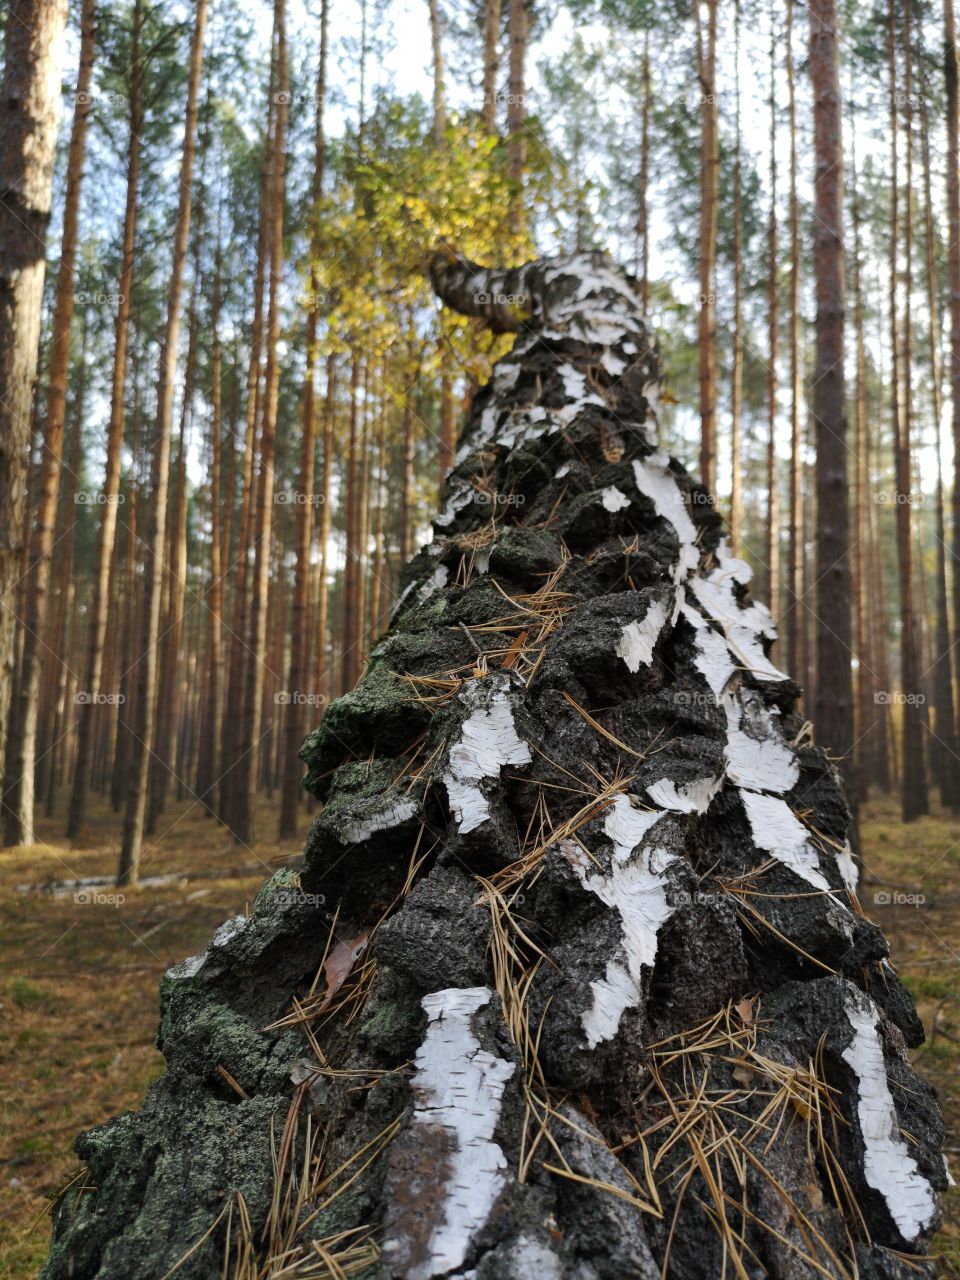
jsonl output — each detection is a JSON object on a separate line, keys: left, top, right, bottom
{"left": 44, "top": 251, "right": 945, "bottom": 1280}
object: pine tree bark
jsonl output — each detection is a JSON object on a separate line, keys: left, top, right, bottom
{"left": 481, "top": 0, "right": 501, "bottom": 132}
{"left": 920, "top": 61, "right": 959, "bottom": 808}
{"left": 67, "top": 0, "right": 143, "bottom": 839}
{"left": 729, "top": 3, "right": 743, "bottom": 558}
{"left": 3, "top": 0, "right": 95, "bottom": 847}
{"left": 785, "top": 0, "right": 803, "bottom": 678}
{"left": 693, "top": 0, "right": 718, "bottom": 495}
{"left": 946, "top": 0, "right": 960, "bottom": 773}
{"left": 232, "top": 0, "right": 288, "bottom": 848}
{"left": 765, "top": 13, "right": 779, "bottom": 613}
{"left": 808, "top": 0, "right": 854, "bottom": 809}
{"left": 117, "top": 0, "right": 208, "bottom": 885}
{"left": 0, "top": 0, "right": 68, "bottom": 793}
{"left": 506, "top": 0, "right": 528, "bottom": 235}
{"left": 887, "top": 0, "right": 927, "bottom": 822}
{"left": 280, "top": 0, "right": 327, "bottom": 839}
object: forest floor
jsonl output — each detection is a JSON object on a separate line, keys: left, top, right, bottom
{"left": 1, "top": 792, "right": 958, "bottom": 1278}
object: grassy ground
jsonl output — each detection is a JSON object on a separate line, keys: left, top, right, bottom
{"left": 1, "top": 792, "right": 958, "bottom": 1277}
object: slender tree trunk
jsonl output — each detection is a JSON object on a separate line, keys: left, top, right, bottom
{"left": 280, "top": 0, "right": 328, "bottom": 838}
{"left": 506, "top": 0, "right": 528, "bottom": 235}
{"left": 3, "top": 0, "right": 95, "bottom": 846}
{"left": 481, "top": 0, "right": 501, "bottom": 132}
{"left": 314, "top": 356, "right": 336, "bottom": 705}
{"left": 919, "top": 61, "right": 959, "bottom": 808}
{"left": 887, "top": 0, "right": 927, "bottom": 821}
{"left": 42, "top": 331, "right": 85, "bottom": 817}
{"left": 219, "top": 80, "right": 274, "bottom": 832}
{"left": 808, "top": 0, "right": 854, "bottom": 813}
{"left": 785, "top": 0, "right": 802, "bottom": 677}
{"left": 233, "top": 0, "right": 288, "bottom": 848}
{"left": 765, "top": 10, "right": 779, "bottom": 613}
{"left": 341, "top": 351, "right": 362, "bottom": 693}
{"left": 693, "top": 0, "right": 718, "bottom": 495}
{"left": 730, "top": 3, "right": 743, "bottom": 557}
{"left": 944, "top": 0, "right": 960, "bottom": 783}
{"left": 849, "top": 102, "right": 871, "bottom": 799}
{"left": 637, "top": 31, "right": 651, "bottom": 310}
{"left": 0, "top": 0, "right": 68, "bottom": 792}
{"left": 196, "top": 235, "right": 224, "bottom": 816}
{"left": 67, "top": 0, "right": 142, "bottom": 838}
{"left": 427, "top": 0, "right": 446, "bottom": 141}
{"left": 117, "top": 0, "right": 208, "bottom": 885}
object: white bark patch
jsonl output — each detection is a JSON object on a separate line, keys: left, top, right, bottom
{"left": 681, "top": 601, "right": 736, "bottom": 700}
{"left": 603, "top": 794, "right": 664, "bottom": 860}
{"left": 394, "top": 986, "right": 516, "bottom": 1278}
{"left": 631, "top": 454, "right": 699, "bottom": 582}
{"left": 646, "top": 774, "right": 723, "bottom": 814}
{"left": 417, "top": 564, "right": 448, "bottom": 604}
{"left": 835, "top": 841, "right": 859, "bottom": 892}
{"left": 581, "top": 959, "right": 639, "bottom": 1049}
{"left": 341, "top": 799, "right": 418, "bottom": 845}
{"left": 842, "top": 988, "right": 937, "bottom": 1242}
{"left": 739, "top": 790, "right": 831, "bottom": 891}
{"left": 601, "top": 485, "right": 631, "bottom": 512}
{"left": 444, "top": 681, "right": 531, "bottom": 833}
{"left": 615, "top": 598, "right": 669, "bottom": 673}
{"left": 570, "top": 798, "right": 676, "bottom": 1046}
{"left": 689, "top": 574, "right": 788, "bottom": 683}
{"left": 576, "top": 842, "right": 679, "bottom": 1047}
{"left": 724, "top": 696, "right": 799, "bottom": 793}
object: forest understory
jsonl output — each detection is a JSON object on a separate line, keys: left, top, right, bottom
{"left": 1, "top": 794, "right": 957, "bottom": 1279}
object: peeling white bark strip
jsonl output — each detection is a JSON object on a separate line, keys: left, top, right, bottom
{"left": 444, "top": 679, "right": 531, "bottom": 833}
{"left": 397, "top": 986, "right": 516, "bottom": 1278}
{"left": 842, "top": 988, "right": 937, "bottom": 1241}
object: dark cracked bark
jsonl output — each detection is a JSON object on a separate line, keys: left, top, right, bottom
{"left": 44, "top": 252, "right": 945, "bottom": 1280}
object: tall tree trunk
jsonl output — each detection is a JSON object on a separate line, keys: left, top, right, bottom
{"left": 219, "top": 76, "right": 274, "bottom": 833}
{"left": 887, "top": 0, "right": 927, "bottom": 822}
{"left": 920, "top": 58, "right": 959, "bottom": 808}
{"left": 693, "top": 0, "right": 718, "bottom": 495}
{"left": 0, "top": 0, "right": 67, "bottom": 793}
{"left": 637, "top": 31, "right": 651, "bottom": 310}
{"left": 785, "top": 0, "right": 802, "bottom": 677}
{"left": 196, "top": 234, "right": 224, "bottom": 816}
{"left": 808, "top": 0, "right": 854, "bottom": 813}
{"left": 481, "top": 0, "right": 501, "bottom": 132}
{"left": 281, "top": 0, "right": 328, "bottom": 839}
{"left": 67, "top": 0, "right": 142, "bottom": 839}
{"left": 117, "top": 0, "right": 208, "bottom": 885}
{"left": 765, "top": 10, "right": 779, "bottom": 613}
{"left": 849, "top": 100, "right": 871, "bottom": 800}
{"left": 341, "top": 351, "right": 362, "bottom": 693}
{"left": 42, "top": 329, "right": 85, "bottom": 818}
{"left": 314, "top": 356, "right": 336, "bottom": 705}
{"left": 729, "top": 1, "right": 743, "bottom": 558}
{"left": 506, "top": 0, "right": 528, "bottom": 236}
{"left": 427, "top": 0, "right": 446, "bottom": 141}
{"left": 3, "top": 0, "right": 95, "bottom": 846}
{"left": 233, "top": 0, "right": 288, "bottom": 848}
{"left": 946, "top": 0, "right": 960, "bottom": 778}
